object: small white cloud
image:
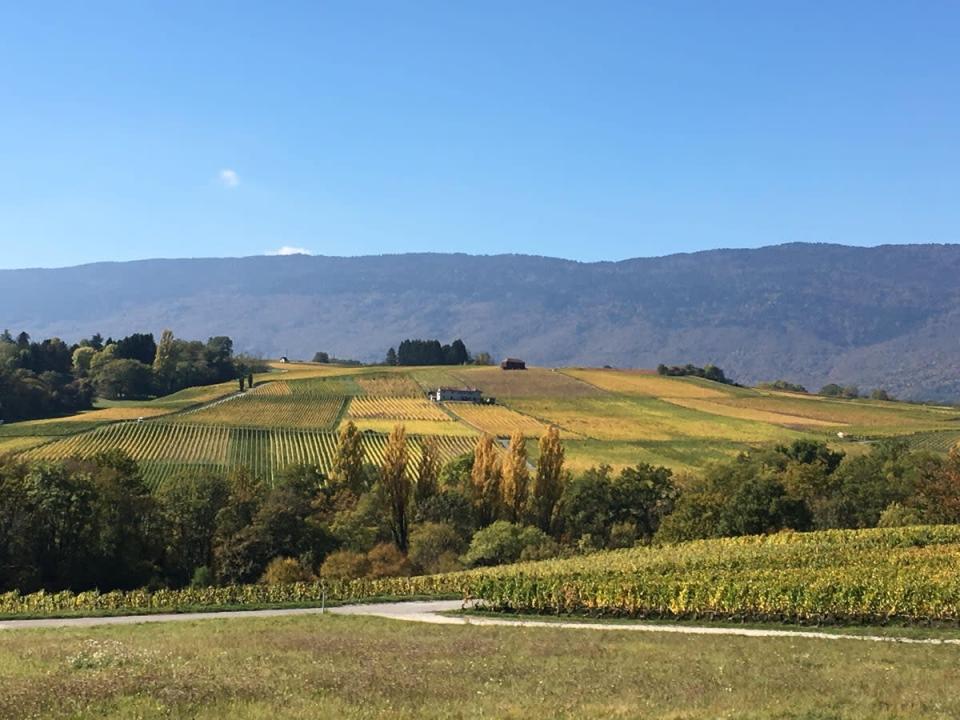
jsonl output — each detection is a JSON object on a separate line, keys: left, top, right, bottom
{"left": 266, "top": 246, "right": 312, "bottom": 256}
{"left": 218, "top": 169, "right": 240, "bottom": 188}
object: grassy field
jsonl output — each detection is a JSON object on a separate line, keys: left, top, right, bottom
{"left": 0, "top": 613, "right": 957, "bottom": 719}
{"left": 3, "top": 361, "right": 958, "bottom": 479}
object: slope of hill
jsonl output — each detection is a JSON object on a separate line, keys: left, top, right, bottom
{"left": 2, "top": 243, "right": 960, "bottom": 400}
{"left": 5, "top": 362, "right": 958, "bottom": 486}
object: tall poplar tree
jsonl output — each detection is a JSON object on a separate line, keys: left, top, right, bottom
{"left": 530, "top": 425, "right": 565, "bottom": 533}
{"left": 471, "top": 434, "right": 502, "bottom": 526}
{"left": 500, "top": 430, "right": 530, "bottom": 522}
{"left": 152, "top": 329, "right": 177, "bottom": 393}
{"left": 381, "top": 424, "right": 411, "bottom": 551}
{"left": 331, "top": 420, "right": 366, "bottom": 493}
{"left": 415, "top": 435, "right": 441, "bottom": 507}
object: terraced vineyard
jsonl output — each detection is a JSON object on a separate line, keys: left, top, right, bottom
{"left": 19, "top": 420, "right": 478, "bottom": 488}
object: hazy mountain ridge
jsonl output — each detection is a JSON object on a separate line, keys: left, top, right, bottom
{"left": 3, "top": 243, "right": 960, "bottom": 401}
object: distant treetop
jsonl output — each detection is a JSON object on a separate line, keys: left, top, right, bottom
{"left": 392, "top": 338, "right": 470, "bottom": 366}
{"left": 656, "top": 363, "right": 731, "bottom": 384}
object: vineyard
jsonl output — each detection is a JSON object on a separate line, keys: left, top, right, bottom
{"left": 347, "top": 396, "right": 451, "bottom": 421}
{"left": 176, "top": 385, "right": 346, "bottom": 429}
{"left": 18, "top": 421, "right": 478, "bottom": 488}
{"left": 447, "top": 403, "right": 550, "bottom": 437}
{"left": 906, "top": 430, "right": 960, "bottom": 453}
{"left": 4, "top": 362, "right": 960, "bottom": 483}
{"left": 461, "top": 525, "right": 960, "bottom": 623}
{"left": 4, "top": 525, "right": 960, "bottom": 625}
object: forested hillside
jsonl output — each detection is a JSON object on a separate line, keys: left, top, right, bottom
{"left": 3, "top": 243, "right": 960, "bottom": 400}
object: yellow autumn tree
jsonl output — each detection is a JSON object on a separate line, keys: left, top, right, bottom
{"left": 331, "top": 420, "right": 366, "bottom": 492}
{"left": 470, "top": 433, "right": 502, "bottom": 525}
{"left": 500, "top": 430, "right": 530, "bottom": 522}
{"left": 530, "top": 425, "right": 564, "bottom": 533}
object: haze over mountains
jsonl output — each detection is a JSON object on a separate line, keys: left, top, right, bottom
{"left": 2, "top": 243, "right": 959, "bottom": 402}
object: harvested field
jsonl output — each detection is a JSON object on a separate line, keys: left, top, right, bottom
{"left": 664, "top": 397, "right": 842, "bottom": 428}
{"left": 713, "top": 394, "right": 960, "bottom": 435}
{"left": 453, "top": 366, "right": 603, "bottom": 398}
{"left": 563, "top": 369, "right": 733, "bottom": 398}
{"left": 509, "top": 396, "right": 801, "bottom": 443}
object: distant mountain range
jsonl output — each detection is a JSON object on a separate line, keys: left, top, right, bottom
{"left": 2, "top": 243, "right": 960, "bottom": 401}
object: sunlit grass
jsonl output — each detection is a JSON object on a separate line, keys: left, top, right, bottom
{"left": 0, "top": 614, "right": 957, "bottom": 719}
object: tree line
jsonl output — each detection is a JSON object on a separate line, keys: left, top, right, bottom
{"left": 0, "top": 330, "right": 265, "bottom": 423}
{"left": 656, "top": 363, "right": 731, "bottom": 384}
{"left": 4, "top": 417, "right": 957, "bottom": 595}
{"left": 386, "top": 338, "right": 470, "bottom": 366}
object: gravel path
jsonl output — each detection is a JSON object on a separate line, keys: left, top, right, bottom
{"left": 1, "top": 600, "right": 958, "bottom": 646}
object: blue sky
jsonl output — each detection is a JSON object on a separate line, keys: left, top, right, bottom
{"left": 1, "top": 1, "right": 958, "bottom": 268}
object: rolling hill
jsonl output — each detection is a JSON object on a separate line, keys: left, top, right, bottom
{"left": 2, "top": 243, "right": 960, "bottom": 400}
{"left": 4, "top": 362, "right": 958, "bottom": 487}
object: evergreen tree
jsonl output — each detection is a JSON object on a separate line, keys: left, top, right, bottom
{"left": 530, "top": 425, "right": 565, "bottom": 533}
{"left": 500, "top": 430, "right": 530, "bottom": 522}
{"left": 385, "top": 347, "right": 398, "bottom": 366}
{"left": 380, "top": 424, "right": 411, "bottom": 551}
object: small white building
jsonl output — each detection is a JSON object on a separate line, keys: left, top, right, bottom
{"left": 433, "top": 387, "right": 484, "bottom": 403}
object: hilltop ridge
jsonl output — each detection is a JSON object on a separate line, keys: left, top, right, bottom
{"left": 2, "top": 243, "right": 960, "bottom": 400}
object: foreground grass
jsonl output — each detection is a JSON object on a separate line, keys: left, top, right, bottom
{"left": 0, "top": 613, "right": 958, "bottom": 719}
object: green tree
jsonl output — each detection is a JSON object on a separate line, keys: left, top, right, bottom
{"left": 384, "top": 348, "right": 397, "bottom": 366}
{"left": 530, "top": 425, "right": 565, "bottom": 533}
{"left": 414, "top": 436, "right": 441, "bottom": 507}
{"left": 380, "top": 424, "right": 411, "bottom": 551}
{"left": 407, "top": 522, "right": 464, "bottom": 574}
{"left": 614, "top": 464, "right": 678, "bottom": 542}
{"left": 472, "top": 351, "right": 493, "bottom": 366}
{"left": 92, "top": 358, "right": 154, "bottom": 400}
{"left": 157, "top": 471, "right": 231, "bottom": 586}
{"left": 462, "top": 521, "right": 553, "bottom": 567}
{"left": 71, "top": 346, "right": 96, "bottom": 376}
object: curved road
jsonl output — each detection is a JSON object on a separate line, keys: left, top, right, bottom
{"left": 1, "top": 600, "right": 958, "bottom": 646}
